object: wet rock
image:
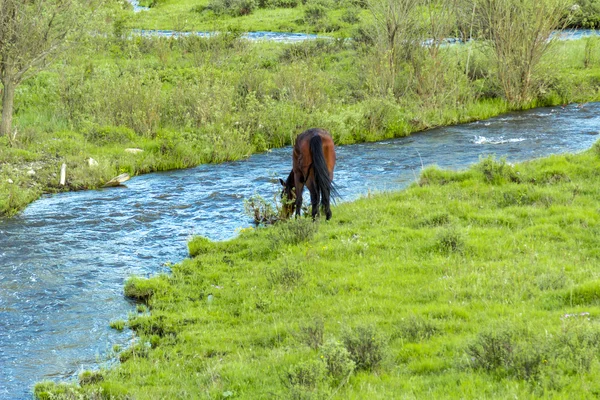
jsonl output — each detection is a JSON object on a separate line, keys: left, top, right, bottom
{"left": 124, "top": 148, "right": 143, "bottom": 154}
{"left": 103, "top": 173, "right": 130, "bottom": 187}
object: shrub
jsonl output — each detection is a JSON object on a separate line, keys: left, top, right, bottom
{"left": 285, "top": 360, "right": 327, "bottom": 389}
{"left": 109, "top": 319, "right": 126, "bottom": 331}
{"left": 124, "top": 275, "right": 170, "bottom": 305}
{"left": 466, "top": 331, "right": 514, "bottom": 372}
{"left": 244, "top": 194, "right": 280, "bottom": 225}
{"left": 476, "top": 156, "right": 519, "bottom": 184}
{"left": 85, "top": 125, "right": 136, "bottom": 145}
{"left": 342, "top": 325, "right": 387, "bottom": 371}
{"left": 320, "top": 340, "right": 355, "bottom": 381}
{"left": 304, "top": 0, "right": 331, "bottom": 24}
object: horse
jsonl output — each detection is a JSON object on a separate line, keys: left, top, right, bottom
{"left": 279, "top": 128, "right": 339, "bottom": 220}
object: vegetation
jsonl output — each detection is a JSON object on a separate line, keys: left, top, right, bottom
{"left": 0, "top": 0, "right": 104, "bottom": 137}
{"left": 2, "top": 21, "right": 600, "bottom": 216}
{"left": 34, "top": 142, "right": 600, "bottom": 398}
{"left": 127, "top": 0, "right": 600, "bottom": 33}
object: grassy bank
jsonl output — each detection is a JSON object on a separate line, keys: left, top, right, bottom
{"left": 2, "top": 31, "right": 600, "bottom": 217}
{"left": 35, "top": 141, "right": 600, "bottom": 398}
{"left": 127, "top": 0, "right": 600, "bottom": 34}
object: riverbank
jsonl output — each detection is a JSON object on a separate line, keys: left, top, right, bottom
{"left": 35, "top": 140, "right": 600, "bottom": 398}
{"left": 2, "top": 33, "right": 600, "bottom": 217}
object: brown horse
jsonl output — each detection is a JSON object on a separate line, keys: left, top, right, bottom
{"left": 279, "top": 128, "right": 339, "bottom": 220}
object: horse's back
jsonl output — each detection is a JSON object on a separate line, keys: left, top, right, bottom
{"left": 293, "top": 128, "right": 336, "bottom": 181}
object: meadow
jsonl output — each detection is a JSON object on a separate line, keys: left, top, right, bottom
{"left": 35, "top": 142, "right": 600, "bottom": 398}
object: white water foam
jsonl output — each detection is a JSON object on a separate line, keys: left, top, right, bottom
{"left": 472, "top": 136, "right": 527, "bottom": 145}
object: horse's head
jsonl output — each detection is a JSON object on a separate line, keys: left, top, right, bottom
{"left": 279, "top": 178, "right": 295, "bottom": 219}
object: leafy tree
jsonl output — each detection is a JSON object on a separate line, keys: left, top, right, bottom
{"left": 0, "top": 0, "right": 102, "bottom": 137}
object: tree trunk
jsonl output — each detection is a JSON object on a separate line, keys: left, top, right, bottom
{"left": 1, "top": 78, "right": 16, "bottom": 137}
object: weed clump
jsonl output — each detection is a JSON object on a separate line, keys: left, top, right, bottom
{"left": 109, "top": 319, "right": 126, "bottom": 331}
{"left": 78, "top": 370, "right": 104, "bottom": 386}
{"left": 124, "top": 275, "right": 170, "bottom": 305}
{"left": 476, "top": 156, "right": 519, "bottom": 184}
{"left": 270, "top": 218, "right": 319, "bottom": 248}
{"left": 267, "top": 265, "right": 304, "bottom": 289}
{"left": 395, "top": 315, "right": 440, "bottom": 342}
{"left": 435, "top": 226, "right": 465, "bottom": 254}
{"left": 188, "top": 235, "right": 214, "bottom": 257}
{"left": 342, "top": 325, "right": 387, "bottom": 371}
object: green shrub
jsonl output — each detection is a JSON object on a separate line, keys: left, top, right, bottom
{"left": 342, "top": 325, "right": 387, "bottom": 371}
{"left": 285, "top": 360, "right": 327, "bottom": 389}
{"left": 267, "top": 266, "right": 304, "bottom": 289}
{"left": 476, "top": 156, "right": 519, "bottom": 184}
{"left": 320, "top": 340, "right": 355, "bottom": 381}
{"left": 304, "top": 0, "right": 331, "bottom": 24}
{"left": 244, "top": 194, "right": 280, "bottom": 225}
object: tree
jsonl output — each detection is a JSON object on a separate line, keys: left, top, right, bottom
{"left": 477, "top": 0, "right": 570, "bottom": 106}
{"left": 0, "top": 0, "right": 101, "bottom": 137}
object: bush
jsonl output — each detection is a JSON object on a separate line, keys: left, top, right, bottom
{"left": 476, "top": 156, "right": 519, "bottom": 184}
{"left": 342, "top": 325, "right": 387, "bottom": 371}
{"left": 320, "top": 340, "right": 355, "bottom": 381}
{"left": 304, "top": 0, "right": 331, "bottom": 24}
{"left": 244, "top": 194, "right": 280, "bottom": 225}
{"left": 285, "top": 360, "right": 327, "bottom": 389}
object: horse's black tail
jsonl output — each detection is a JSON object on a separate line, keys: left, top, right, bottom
{"left": 310, "top": 135, "right": 340, "bottom": 205}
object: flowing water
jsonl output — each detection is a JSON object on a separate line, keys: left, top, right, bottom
{"left": 1, "top": 103, "right": 600, "bottom": 398}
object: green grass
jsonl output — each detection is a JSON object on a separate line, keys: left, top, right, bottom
{"left": 127, "top": 0, "right": 371, "bottom": 35}
{"left": 34, "top": 142, "right": 600, "bottom": 398}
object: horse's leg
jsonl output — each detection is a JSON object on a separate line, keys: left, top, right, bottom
{"left": 294, "top": 182, "right": 304, "bottom": 218}
{"left": 309, "top": 185, "right": 319, "bottom": 220}
{"left": 322, "top": 192, "right": 332, "bottom": 220}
